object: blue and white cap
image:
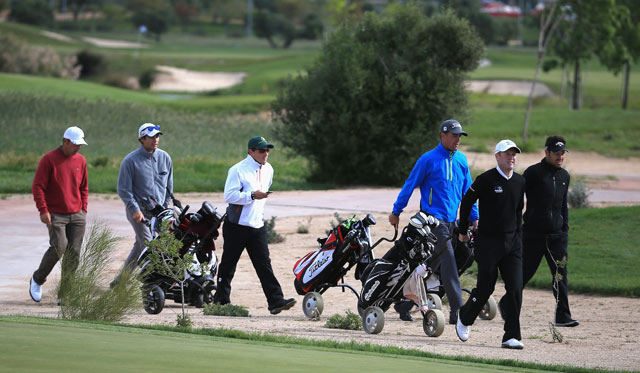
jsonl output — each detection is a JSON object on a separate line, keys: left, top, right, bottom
{"left": 138, "top": 123, "right": 162, "bottom": 139}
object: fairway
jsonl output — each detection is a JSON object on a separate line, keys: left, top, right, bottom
{"left": 0, "top": 319, "right": 548, "bottom": 373}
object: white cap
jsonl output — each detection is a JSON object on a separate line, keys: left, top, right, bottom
{"left": 494, "top": 139, "right": 521, "bottom": 154}
{"left": 63, "top": 126, "right": 88, "bottom": 145}
{"left": 138, "top": 123, "right": 162, "bottom": 139}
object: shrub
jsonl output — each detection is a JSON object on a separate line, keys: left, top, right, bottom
{"left": 272, "top": 6, "right": 484, "bottom": 185}
{"left": 264, "top": 216, "right": 285, "bottom": 244}
{"left": 568, "top": 179, "right": 591, "bottom": 209}
{"left": 91, "top": 156, "right": 109, "bottom": 168}
{"left": 57, "top": 221, "right": 141, "bottom": 322}
{"left": 296, "top": 217, "right": 312, "bottom": 234}
{"left": 177, "top": 313, "right": 193, "bottom": 329}
{"left": 76, "top": 50, "right": 107, "bottom": 79}
{"left": 8, "top": 0, "right": 53, "bottom": 27}
{"left": 325, "top": 310, "right": 362, "bottom": 330}
{"left": 202, "top": 303, "right": 251, "bottom": 317}
{"left": 139, "top": 69, "right": 158, "bottom": 89}
{"left": 0, "top": 33, "right": 80, "bottom": 79}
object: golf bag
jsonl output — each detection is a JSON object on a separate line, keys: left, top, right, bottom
{"left": 139, "top": 200, "right": 223, "bottom": 315}
{"left": 294, "top": 214, "right": 377, "bottom": 295}
{"left": 357, "top": 212, "right": 447, "bottom": 336}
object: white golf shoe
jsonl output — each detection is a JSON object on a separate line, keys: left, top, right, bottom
{"left": 29, "top": 277, "right": 42, "bottom": 302}
{"left": 455, "top": 310, "right": 469, "bottom": 342}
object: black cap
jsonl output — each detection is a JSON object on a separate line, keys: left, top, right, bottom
{"left": 440, "top": 119, "right": 468, "bottom": 136}
{"left": 545, "top": 138, "right": 568, "bottom": 153}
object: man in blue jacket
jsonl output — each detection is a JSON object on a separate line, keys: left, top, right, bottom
{"left": 389, "top": 119, "right": 478, "bottom": 322}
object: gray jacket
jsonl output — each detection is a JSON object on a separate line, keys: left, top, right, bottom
{"left": 117, "top": 145, "right": 173, "bottom": 215}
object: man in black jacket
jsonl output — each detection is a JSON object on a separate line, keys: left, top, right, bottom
{"left": 455, "top": 139, "right": 526, "bottom": 349}
{"left": 514, "top": 135, "right": 578, "bottom": 327}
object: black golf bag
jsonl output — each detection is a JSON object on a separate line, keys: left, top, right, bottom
{"left": 139, "top": 200, "right": 223, "bottom": 314}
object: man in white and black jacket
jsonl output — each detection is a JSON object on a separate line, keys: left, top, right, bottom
{"left": 455, "top": 139, "right": 526, "bottom": 349}
{"left": 212, "top": 136, "right": 296, "bottom": 315}
{"left": 516, "top": 135, "right": 578, "bottom": 327}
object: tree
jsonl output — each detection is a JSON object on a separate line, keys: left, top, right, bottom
{"left": 173, "top": 0, "right": 198, "bottom": 31}
{"left": 596, "top": 0, "right": 640, "bottom": 110}
{"left": 132, "top": 6, "right": 172, "bottom": 41}
{"left": 253, "top": 9, "right": 296, "bottom": 48}
{"left": 522, "top": 1, "right": 565, "bottom": 143}
{"left": 550, "top": 0, "right": 621, "bottom": 110}
{"left": 272, "top": 5, "right": 484, "bottom": 185}
{"left": 144, "top": 221, "right": 198, "bottom": 326}
{"left": 8, "top": 0, "right": 53, "bottom": 27}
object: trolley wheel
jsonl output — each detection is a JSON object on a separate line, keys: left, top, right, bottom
{"left": 302, "top": 292, "right": 324, "bottom": 318}
{"left": 192, "top": 292, "right": 204, "bottom": 308}
{"left": 143, "top": 285, "right": 165, "bottom": 315}
{"left": 427, "top": 293, "right": 442, "bottom": 310}
{"left": 357, "top": 305, "right": 366, "bottom": 318}
{"left": 362, "top": 306, "right": 385, "bottom": 334}
{"left": 422, "top": 309, "right": 445, "bottom": 337}
{"left": 479, "top": 295, "right": 497, "bottom": 320}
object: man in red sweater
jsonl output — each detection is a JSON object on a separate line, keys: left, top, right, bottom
{"left": 30, "top": 126, "right": 88, "bottom": 303}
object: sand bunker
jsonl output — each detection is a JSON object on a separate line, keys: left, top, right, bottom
{"left": 466, "top": 80, "right": 555, "bottom": 98}
{"left": 41, "top": 31, "right": 74, "bottom": 43}
{"left": 150, "top": 65, "right": 247, "bottom": 92}
{"left": 82, "top": 36, "right": 148, "bottom": 49}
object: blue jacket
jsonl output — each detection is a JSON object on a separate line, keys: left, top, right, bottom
{"left": 393, "top": 143, "right": 478, "bottom": 223}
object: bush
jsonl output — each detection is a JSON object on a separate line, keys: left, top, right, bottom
{"left": 57, "top": 222, "right": 141, "bottom": 322}
{"left": 132, "top": 7, "right": 172, "bottom": 41}
{"left": 272, "top": 6, "right": 484, "bottom": 185}
{"left": 264, "top": 216, "right": 285, "bottom": 244}
{"left": 139, "top": 69, "right": 158, "bottom": 89}
{"left": 0, "top": 33, "right": 80, "bottom": 79}
{"left": 568, "top": 179, "right": 591, "bottom": 209}
{"left": 325, "top": 310, "right": 362, "bottom": 330}
{"left": 76, "top": 50, "right": 107, "bottom": 79}
{"left": 8, "top": 0, "right": 53, "bottom": 27}
{"left": 202, "top": 303, "right": 251, "bottom": 317}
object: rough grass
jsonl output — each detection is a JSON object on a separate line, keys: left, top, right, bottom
{"left": 527, "top": 206, "right": 640, "bottom": 297}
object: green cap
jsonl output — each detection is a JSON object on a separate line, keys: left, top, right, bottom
{"left": 248, "top": 136, "right": 274, "bottom": 150}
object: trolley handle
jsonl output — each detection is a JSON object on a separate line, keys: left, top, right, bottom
{"left": 371, "top": 225, "right": 398, "bottom": 250}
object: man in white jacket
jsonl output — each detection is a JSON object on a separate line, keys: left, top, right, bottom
{"left": 212, "top": 136, "right": 296, "bottom": 314}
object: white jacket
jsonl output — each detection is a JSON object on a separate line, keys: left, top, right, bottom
{"left": 224, "top": 155, "right": 273, "bottom": 228}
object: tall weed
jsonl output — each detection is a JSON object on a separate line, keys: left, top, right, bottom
{"left": 57, "top": 221, "right": 141, "bottom": 322}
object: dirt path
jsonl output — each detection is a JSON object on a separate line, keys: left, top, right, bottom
{"left": 2, "top": 151, "right": 639, "bottom": 371}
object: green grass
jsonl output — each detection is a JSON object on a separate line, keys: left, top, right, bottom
{"left": 527, "top": 206, "right": 640, "bottom": 297}
{"left": 0, "top": 316, "right": 608, "bottom": 372}
{"left": 0, "top": 92, "right": 331, "bottom": 193}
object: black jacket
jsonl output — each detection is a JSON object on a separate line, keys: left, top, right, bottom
{"left": 459, "top": 168, "right": 525, "bottom": 237}
{"left": 522, "top": 158, "right": 570, "bottom": 234}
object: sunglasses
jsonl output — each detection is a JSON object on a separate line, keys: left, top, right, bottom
{"left": 143, "top": 125, "right": 160, "bottom": 132}
{"left": 254, "top": 148, "right": 270, "bottom": 153}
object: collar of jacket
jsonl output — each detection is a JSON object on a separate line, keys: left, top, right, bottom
{"left": 244, "top": 154, "right": 262, "bottom": 170}
{"left": 540, "top": 157, "right": 561, "bottom": 172}
{"left": 137, "top": 144, "right": 158, "bottom": 160}
{"left": 436, "top": 142, "right": 457, "bottom": 157}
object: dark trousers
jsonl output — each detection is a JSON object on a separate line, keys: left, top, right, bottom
{"left": 521, "top": 231, "right": 572, "bottom": 323}
{"left": 460, "top": 232, "right": 523, "bottom": 342}
{"left": 33, "top": 211, "right": 86, "bottom": 289}
{"left": 214, "top": 220, "right": 284, "bottom": 308}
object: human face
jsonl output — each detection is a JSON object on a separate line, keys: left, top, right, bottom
{"left": 140, "top": 134, "right": 160, "bottom": 152}
{"left": 249, "top": 147, "right": 270, "bottom": 165}
{"left": 495, "top": 149, "right": 518, "bottom": 175}
{"left": 440, "top": 132, "right": 463, "bottom": 152}
{"left": 545, "top": 149, "right": 566, "bottom": 168}
{"left": 61, "top": 138, "right": 82, "bottom": 157}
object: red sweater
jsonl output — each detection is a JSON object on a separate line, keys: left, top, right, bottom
{"left": 32, "top": 147, "right": 88, "bottom": 215}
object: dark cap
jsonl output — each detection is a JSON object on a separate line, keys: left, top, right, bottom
{"left": 248, "top": 136, "right": 274, "bottom": 150}
{"left": 440, "top": 119, "right": 468, "bottom": 136}
{"left": 545, "top": 138, "right": 568, "bottom": 153}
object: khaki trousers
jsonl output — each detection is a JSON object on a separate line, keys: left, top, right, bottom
{"left": 33, "top": 211, "right": 86, "bottom": 286}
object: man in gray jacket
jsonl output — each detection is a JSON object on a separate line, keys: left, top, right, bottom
{"left": 115, "top": 123, "right": 173, "bottom": 277}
